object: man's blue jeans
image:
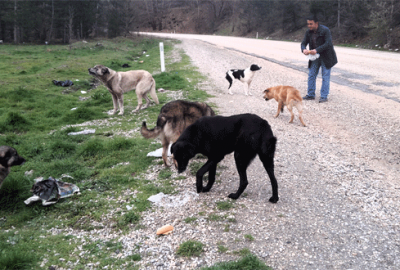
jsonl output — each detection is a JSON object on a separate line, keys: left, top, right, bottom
{"left": 307, "top": 59, "right": 331, "bottom": 99}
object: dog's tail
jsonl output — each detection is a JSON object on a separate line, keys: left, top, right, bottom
{"left": 225, "top": 72, "right": 233, "bottom": 89}
{"left": 141, "top": 120, "right": 163, "bottom": 139}
{"left": 149, "top": 78, "right": 159, "bottom": 105}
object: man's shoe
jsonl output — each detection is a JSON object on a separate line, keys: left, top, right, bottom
{"left": 303, "top": 95, "right": 315, "bottom": 100}
{"left": 319, "top": 97, "right": 328, "bottom": 103}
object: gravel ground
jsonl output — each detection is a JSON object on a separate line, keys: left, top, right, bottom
{"left": 123, "top": 39, "right": 400, "bottom": 270}
{"left": 58, "top": 39, "right": 400, "bottom": 270}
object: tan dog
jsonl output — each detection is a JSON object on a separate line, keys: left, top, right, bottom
{"left": 0, "top": 146, "right": 26, "bottom": 189}
{"left": 141, "top": 100, "right": 215, "bottom": 166}
{"left": 88, "top": 65, "right": 159, "bottom": 115}
{"left": 263, "top": 86, "right": 306, "bottom": 127}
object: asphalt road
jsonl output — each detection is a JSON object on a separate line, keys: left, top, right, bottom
{"left": 138, "top": 32, "right": 400, "bottom": 103}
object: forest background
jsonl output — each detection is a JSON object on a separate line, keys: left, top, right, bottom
{"left": 1, "top": 0, "right": 399, "bottom": 49}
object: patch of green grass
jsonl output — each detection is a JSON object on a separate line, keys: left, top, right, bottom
{"left": 189, "top": 161, "right": 204, "bottom": 176}
{"left": 0, "top": 111, "right": 31, "bottom": 133}
{"left": 234, "top": 248, "right": 252, "bottom": 257}
{"left": 176, "top": 240, "right": 204, "bottom": 257}
{"left": 207, "top": 214, "right": 225, "bottom": 222}
{"left": 216, "top": 200, "right": 234, "bottom": 211}
{"left": 217, "top": 244, "right": 228, "bottom": 253}
{"left": 117, "top": 211, "right": 140, "bottom": 228}
{"left": 201, "top": 254, "right": 272, "bottom": 270}
{"left": 223, "top": 224, "right": 230, "bottom": 232}
{"left": 153, "top": 72, "right": 188, "bottom": 90}
{"left": 127, "top": 253, "right": 141, "bottom": 261}
{"left": 184, "top": 217, "right": 197, "bottom": 223}
{"left": 158, "top": 168, "right": 173, "bottom": 179}
{"left": 244, "top": 234, "right": 255, "bottom": 241}
{"left": 0, "top": 246, "right": 39, "bottom": 270}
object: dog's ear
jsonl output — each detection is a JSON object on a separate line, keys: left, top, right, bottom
{"left": 0, "top": 149, "right": 9, "bottom": 167}
{"left": 102, "top": 67, "right": 110, "bottom": 74}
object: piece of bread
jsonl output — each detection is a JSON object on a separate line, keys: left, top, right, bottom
{"left": 156, "top": 224, "right": 174, "bottom": 235}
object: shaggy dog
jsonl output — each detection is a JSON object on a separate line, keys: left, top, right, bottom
{"left": 141, "top": 100, "right": 215, "bottom": 166}
{"left": 0, "top": 146, "right": 25, "bottom": 189}
{"left": 171, "top": 113, "right": 279, "bottom": 202}
{"left": 225, "top": 64, "right": 262, "bottom": 96}
{"left": 88, "top": 65, "right": 159, "bottom": 115}
{"left": 263, "top": 85, "right": 306, "bottom": 127}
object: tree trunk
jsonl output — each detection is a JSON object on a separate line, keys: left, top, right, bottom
{"left": 48, "top": 0, "right": 54, "bottom": 42}
{"left": 14, "top": 0, "right": 18, "bottom": 43}
{"left": 68, "top": 5, "right": 74, "bottom": 44}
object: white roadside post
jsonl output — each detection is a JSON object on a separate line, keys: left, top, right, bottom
{"left": 159, "top": 42, "right": 165, "bottom": 72}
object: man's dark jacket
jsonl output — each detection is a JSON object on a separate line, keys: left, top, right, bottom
{"left": 301, "top": 24, "right": 338, "bottom": 69}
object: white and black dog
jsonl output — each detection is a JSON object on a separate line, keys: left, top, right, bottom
{"left": 225, "top": 64, "right": 262, "bottom": 96}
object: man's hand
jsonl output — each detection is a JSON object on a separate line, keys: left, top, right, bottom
{"left": 303, "top": 49, "right": 309, "bottom": 55}
{"left": 309, "top": 49, "right": 317, "bottom": 55}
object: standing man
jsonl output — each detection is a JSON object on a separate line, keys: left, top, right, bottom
{"left": 301, "top": 15, "right": 337, "bottom": 103}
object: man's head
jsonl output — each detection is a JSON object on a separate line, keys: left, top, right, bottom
{"left": 306, "top": 15, "right": 319, "bottom": 32}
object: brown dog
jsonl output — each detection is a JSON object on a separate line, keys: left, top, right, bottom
{"left": 88, "top": 65, "right": 159, "bottom": 115}
{"left": 263, "top": 85, "right": 306, "bottom": 127}
{"left": 0, "top": 146, "right": 26, "bottom": 189}
{"left": 141, "top": 100, "right": 215, "bottom": 166}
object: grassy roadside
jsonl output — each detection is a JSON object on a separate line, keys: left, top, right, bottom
{"left": 0, "top": 36, "right": 210, "bottom": 269}
{"left": 0, "top": 36, "right": 271, "bottom": 270}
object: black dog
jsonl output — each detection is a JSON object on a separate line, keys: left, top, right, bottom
{"left": 171, "top": 113, "right": 278, "bottom": 202}
{"left": 0, "top": 145, "right": 26, "bottom": 189}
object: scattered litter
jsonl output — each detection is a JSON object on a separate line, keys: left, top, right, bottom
{"left": 147, "top": 145, "right": 171, "bottom": 157}
{"left": 112, "top": 162, "right": 130, "bottom": 168}
{"left": 68, "top": 129, "right": 96, "bottom": 136}
{"left": 126, "top": 205, "right": 133, "bottom": 211}
{"left": 71, "top": 107, "right": 77, "bottom": 110}
{"left": 52, "top": 80, "right": 74, "bottom": 87}
{"left": 148, "top": 191, "right": 198, "bottom": 208}
{"left": 146, "top": 55, "right": 150, "bottom": 57}
{"left": 121, "top": 64, "right": 131, "bottom": 68}
{"left": 24, "top": 176, "right": 80, "bottom": 206}
{"left": 158, "top": 88, "right": 166, "bottom": 92}
{"left": 75, "top": 79, "right": 79, "bottom": 81}
{"left": 25, "top": 170, "right": 34, "bottom": 176}
{"left": 306, "top": 53, "right": 320, "bottom": 61}
{"left": 156, "top": 225, "right": 174, "bottom": 235}
{"left": 81, "top": 91, "right": 87, "bottom": 94}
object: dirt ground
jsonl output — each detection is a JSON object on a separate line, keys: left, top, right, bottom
{"left": 118, "top": 37, "right": 400, "bottom": 270}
